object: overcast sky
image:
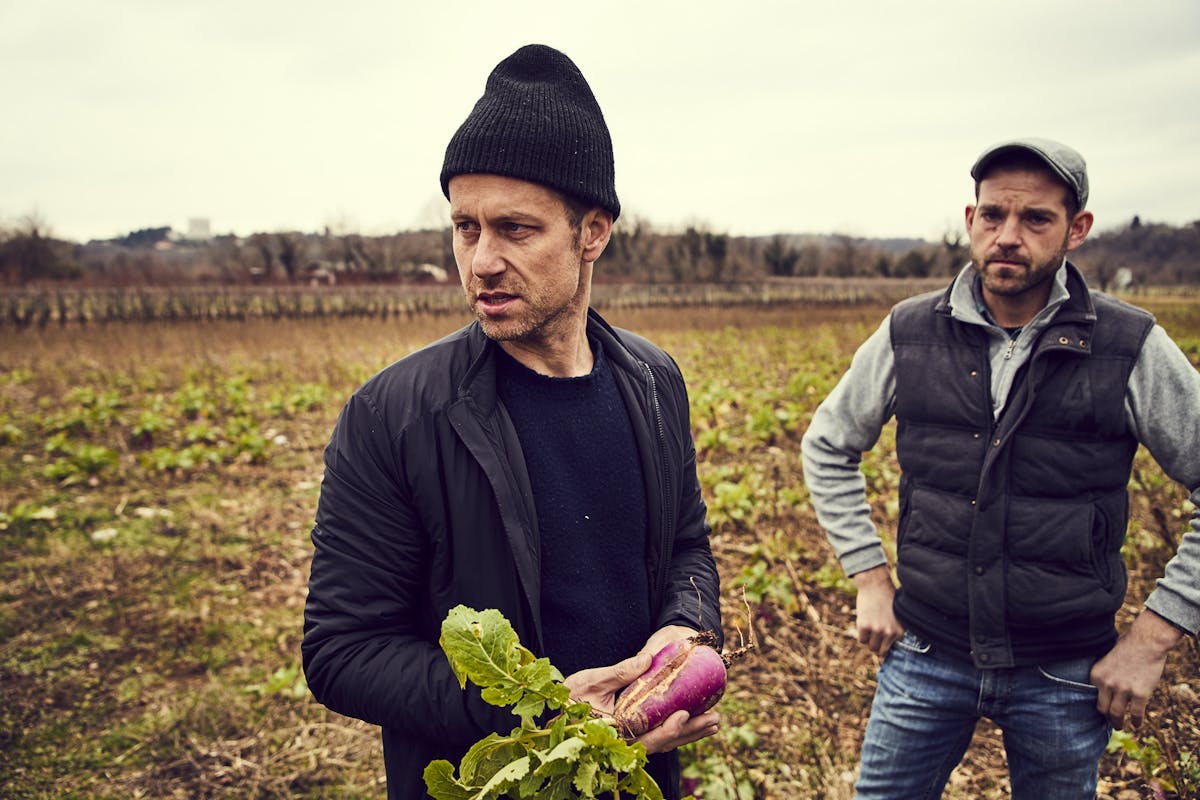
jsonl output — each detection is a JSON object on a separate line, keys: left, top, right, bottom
{"left": 3, "top": 0, "right": 1198, "bottom": 243}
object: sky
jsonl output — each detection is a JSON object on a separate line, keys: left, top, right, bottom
{"left": 2, "top": 0, "right": 1198, "bottom": 244}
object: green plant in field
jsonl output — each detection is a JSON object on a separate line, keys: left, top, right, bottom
{"left": 141, "top": 443, "right": 220, "bottom": 473}
{"left": 731, "top": 560, "right": 798, "bottom": 615}
{"left": 228, "top": 430, "right": 269, "bottom": 464}
{"left": 184, "top": 420, "right": 220, "bottom": 444}
{"left": 43, "top": 405, "right": 93, "bottom": 436}
{"left": 0, "top": 415, "right": 23, "bottom": 445}
{"left": 680, "top": 754, "right": 756, "bottom": 800}
{"left": 0, "top": 502, "right": 58, "bottom": 535}
{"left": 264, "top": 382, "right": 328, "bottom": 417}
{"left": 679, "top": 722, "right": 762, "bottom": 800}
{"left": 708, "top": 479, "right": 756, "bottom": 528}
{"left": 175, "top": 383, "right": 214, "bottom": 420}
{"left": 224, "top": 414, "right": 257, "bottom": 437}
{"left": 744, "top": 405, "right": 786, "bottom": 445}
{"left": 808, "top": 562, "right": 857, "bottom": 596}
{"left": 244, "top": 663, "right": 308, "bottom": 699}
{"left": 43, "top": 443, "right": 119, "bottom": 485}
{"left": 1108, "top": 730, "right": 1200, "bottom": 798}
{"left": 3, "top": 367, "right": 35, "bottom": 385}
{"left": 129, "top": 408, "right": 170, "bottom": 447}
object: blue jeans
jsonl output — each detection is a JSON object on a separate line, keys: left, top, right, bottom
{"left": 854, "top": 631, "right": 1111, "bottom": 800}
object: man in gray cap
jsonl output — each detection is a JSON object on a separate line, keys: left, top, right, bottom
{"left": 303, "top": 44, "right": 721, "bottom": 799}
{"left": 802, "top": 137, "right": 1200, "bottom": 798}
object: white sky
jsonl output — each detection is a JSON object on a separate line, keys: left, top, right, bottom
{"left": 2, "top": 0, "right": 1198, "bottom": 243}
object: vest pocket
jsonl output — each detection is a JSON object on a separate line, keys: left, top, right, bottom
{"left": 896, "top": 485, "right": 974, "bottom": 617}
{"left": 1007, "top": 497, "right": 1120, "bottom": 626}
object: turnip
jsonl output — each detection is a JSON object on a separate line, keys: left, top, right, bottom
{"left": 613, "top": 631, "right": 734, "bottom": 739}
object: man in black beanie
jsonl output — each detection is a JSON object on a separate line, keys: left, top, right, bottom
{"left": 303, "top": 44, "right": 723, "bottom": 799}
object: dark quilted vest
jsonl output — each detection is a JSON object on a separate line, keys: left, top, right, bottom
{"left": 890, "top": 265, "right": 1154, "bottom": 668}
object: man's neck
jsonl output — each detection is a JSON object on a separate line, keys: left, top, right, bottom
{"left": 498, "top": 313, "right": 593, "bottom": 377}
{"left": 981, "top": 285, "right": 1051, "bottom": 329}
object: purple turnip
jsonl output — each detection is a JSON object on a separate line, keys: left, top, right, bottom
{"left": 612, "top": 631, "right": 729, "bottom": 738}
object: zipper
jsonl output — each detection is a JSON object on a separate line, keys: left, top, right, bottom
{"left": 641, "top": 361, "right": 675, "bottom": 602}
{"left": 1004, "top": 335, "right": 1017, "bottom": 360}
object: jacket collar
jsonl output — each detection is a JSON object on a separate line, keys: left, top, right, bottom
{"left": 455, "top": 308, "right": 642, "bottom": 412}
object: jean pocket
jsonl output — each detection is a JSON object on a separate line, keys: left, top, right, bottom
{"left": 892, "top": 630, "right": 932, "bottom": 655}
{"left": 1038, "top": 658, "right": 1099, "bottom": 694}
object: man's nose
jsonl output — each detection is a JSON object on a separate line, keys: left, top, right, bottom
{"left": 471, "top": 231, "right": 506, "bottom": 278}
{"left": 995, "top": 215, "right": 1022, "bottom": 247}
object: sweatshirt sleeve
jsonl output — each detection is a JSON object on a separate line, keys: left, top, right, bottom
{"left": 1125, "top": 324, "right": 1200, "bottom": 636}
{"left": 800, "top": 315, "right": 897, "bottom": 577}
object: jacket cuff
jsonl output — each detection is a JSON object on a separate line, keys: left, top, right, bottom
{"left": 1145, "top": 588, "right": 1199, "bottom": 637}
{"left": 840, "top": 545, "right": 890, "bottom": 579}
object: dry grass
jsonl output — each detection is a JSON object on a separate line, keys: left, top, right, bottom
{"left": 1, "top": 298, "right": 1197, "bottom": 799}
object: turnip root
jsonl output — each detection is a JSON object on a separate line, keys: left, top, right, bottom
{"left": 613, "top": 631, "right": 728, "bottom": 739}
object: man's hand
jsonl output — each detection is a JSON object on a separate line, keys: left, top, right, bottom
{"left": 853, "top": 565, "right": 904, "bottom": 656}
{"left": 636, "top": 707, "right": 721, "bottom": 754}
{"left": 639, "top": 625, "right": 696, "bottom": 660}
{"left": 1090, "top": 610, "right": 1183, "bottom": 730}
{"left": 563, "top": 650, "right": 652, "bottom": 719}
{"left": 564, "top": 627, "right": 721, "bottom": 755}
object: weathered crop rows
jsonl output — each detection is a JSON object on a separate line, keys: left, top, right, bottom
{"left": 0, "top": 280, "right": 947, "bottom": 328}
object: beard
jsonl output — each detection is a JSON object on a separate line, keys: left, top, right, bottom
{"left": 971, "top": 236, "right": 1069, "bottom": 298}
{"left": 464, "top": 274, "right": 585, "bottom": 344}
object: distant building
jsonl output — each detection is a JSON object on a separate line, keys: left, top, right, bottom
{"left": 187, "top": 218, "right": 212, "bottom": 241}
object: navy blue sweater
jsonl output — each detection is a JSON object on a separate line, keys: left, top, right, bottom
{"left": 495, "top": 341, "right": 652, "bottom": 676}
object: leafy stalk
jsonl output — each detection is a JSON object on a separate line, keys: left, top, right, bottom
{"left": 423, "top": 605, "right": 664, "bottom": 800}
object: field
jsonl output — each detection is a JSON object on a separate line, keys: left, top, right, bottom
{"left": 1, "top": 296, "right": 1198, "bottom": 799}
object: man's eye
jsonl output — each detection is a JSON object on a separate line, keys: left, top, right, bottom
{"left": 454, "top": 221, "right": 478, "bottom": 233}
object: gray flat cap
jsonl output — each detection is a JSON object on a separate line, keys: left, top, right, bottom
{"left": 970, "top": 137, "right": 1089, "bottom": 210}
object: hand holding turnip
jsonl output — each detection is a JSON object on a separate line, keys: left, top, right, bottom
{"left": 562, "top": 649, "right": 654, "bottom": 717}
{"left": 563, "top": 646, "right": 719, "bottom": 754}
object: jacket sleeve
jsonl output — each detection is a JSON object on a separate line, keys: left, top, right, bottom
{"left": 1126, "top": 324, "right": 1200, "bottom": 636}
{"left": 302, "top": 390, "right": 514, "bottom": 747}
{"left": 799, "top": 315, "right": 896, "bottom": 577}
{"left": 654, "top": 359, "right": 725, "bottom": 650}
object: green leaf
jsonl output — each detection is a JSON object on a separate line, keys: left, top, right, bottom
{"left": 548, "top": 713, "right": 568, "bottom": 749}
{"left": 573, "top": 758, "right": 599, "bottom": 796}
{"left": 481, "top": 683, "right": 525, "bottom": 708}
{"left": 580, "top": 719, "right": 645, "bottom": 773}
{"left": 517, "top": 765, "right": 546, "bottom": 797}
{"left": 422, "top": 760, "right": 474, "bottom": 800}
{"left": 536, "top": 736, "right": 586, "bottom": 772}
{"left": 459, "top": 732, "right": 522, "bottom": 785}
{"left": 476, "top": 755, "right": 531, "bottom": 796}
{"left": 439, "top": 605, "right": 533, "bottom": 690}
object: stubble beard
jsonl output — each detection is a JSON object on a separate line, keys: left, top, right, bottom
{"left": 971, "top": 237, "right": 1069, "bottom": 298}
{"left": 467, "top": 275, "right": 586, "bottom": 345}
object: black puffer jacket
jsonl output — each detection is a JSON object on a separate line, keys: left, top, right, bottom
{"left": 302, "top": 308, "right": 722, "bottom": 799}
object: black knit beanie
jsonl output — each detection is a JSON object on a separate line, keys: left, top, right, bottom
{"left": 440, "top": 44, "right": 620, "bottom": 220}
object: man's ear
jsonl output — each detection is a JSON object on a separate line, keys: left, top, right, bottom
{"left": 580, "top": 209, "right": 613, "bottom": 262}
{"left": 1066, "top": 210, "right": 1094, "bottom": 251}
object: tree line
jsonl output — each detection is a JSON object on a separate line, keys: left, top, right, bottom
{"left": 1, "top": 214, "right": 1197, "bottom": 289}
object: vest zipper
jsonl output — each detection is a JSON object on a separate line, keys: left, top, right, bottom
{"left": 1004, "top": 336, "right": 1017, "bottom": 360}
